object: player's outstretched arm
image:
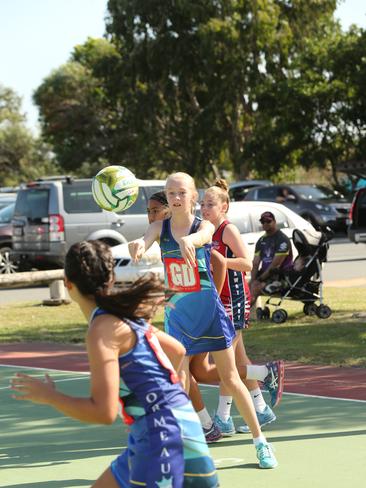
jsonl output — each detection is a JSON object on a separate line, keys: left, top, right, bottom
{"left": 11, "top": 315, "right": 126, "bottom": 425}
{"left": 129, "top": 220, "right": 162, "bottom": 262}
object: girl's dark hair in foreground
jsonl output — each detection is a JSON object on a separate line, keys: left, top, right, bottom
{"left": 65, "top": 240, "right": 164, "bottom": 320}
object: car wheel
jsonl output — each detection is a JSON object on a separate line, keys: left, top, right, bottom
{"left": 100, "top": 238, "right": 120, "bottom": 248}
{"left": 272, "top": 309, "right": 287, "bottom": 324}
{"left": 0, "top": 246, "right": 18, "bottom": 274}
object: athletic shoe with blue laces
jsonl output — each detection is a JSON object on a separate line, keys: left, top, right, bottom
{"left": 236, "top": 405, "right": 277, "bottom": 434}
{"left": 213, "top": 414, "right": 236, "bottom": 436}
{"left": 203, "top": 421, "right": 223, "bottom": 443}
{"left": 256, "top": 442, "right": 278, "bottom": 469}
{"left": 263, "top": 360, "right": 285, "bottom": 408}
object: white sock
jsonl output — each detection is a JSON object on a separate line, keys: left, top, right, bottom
{"left": 246, "top": 365, "right": 268, "bottom": 382}
{"left": 253, "top": 434, "right": 267, "bottom": 447}
{"left": 197, "top": 408, "right": 213, "bottom": 430}
{"left": 216, "top": 395, "right": 232, "bottom": 422}
{"left": 250, "top": 387, "right": 267, "bottom": 413}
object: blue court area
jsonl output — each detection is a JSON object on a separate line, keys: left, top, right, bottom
{"left": 1, "top": 365, "right": 366, "bottom": 488}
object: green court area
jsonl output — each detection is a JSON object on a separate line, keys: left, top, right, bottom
{"left": 1, "top": 365, "right": 365, "bottom": 488}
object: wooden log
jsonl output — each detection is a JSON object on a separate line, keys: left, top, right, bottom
{"left": 0, "top": 269, "right": 64, "bottom": 289}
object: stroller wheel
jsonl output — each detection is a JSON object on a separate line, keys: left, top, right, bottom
{"left": 303, "top": 303, "right": 318, "bottom": 316}
{"left": 256, "top": 307, "right": 264, "bottom": 321}
{"left": 316, "top": 304, "right": 332, "bottom": 319}
{"left": 263, "top": 306, "right": 271, "bottom": 320}
{"left": 272, "top": 309, "right": 287, "bottom": 324}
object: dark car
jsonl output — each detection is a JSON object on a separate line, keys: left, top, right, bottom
{"left": 229, "top": 179, "right": 273, "bottom": 201}
{"left": 244, "top": 183, "right": 351, "bottom": 231}
{"left": 0, "top": 203, "right": 18, "bottom": 273}
{"left": 348, "top": 187, "right": 366, "bottom": 243}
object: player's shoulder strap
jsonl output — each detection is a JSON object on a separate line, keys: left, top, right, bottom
{"left": 189, "top": 215, "right": 202, "bottom": 234}
{"left": 160, "top": 217, "right": 171, "bottom": 241}
{"left": 214, "top": 219, "right": 229, "bottom": 242}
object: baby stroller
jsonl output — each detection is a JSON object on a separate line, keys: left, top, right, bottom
{"left": 256, "top": 228, "right": 333, "bottom": 324}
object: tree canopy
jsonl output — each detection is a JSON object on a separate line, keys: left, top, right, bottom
{"left": 0, "top": 85, "right": 56, "bottom": 186}
{"left": 31, "top": 0, "right": 366, "bottom": 185}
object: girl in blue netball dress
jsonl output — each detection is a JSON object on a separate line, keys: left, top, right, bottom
{"left": 129, "top": 172, "right": 278, "bottom": 469}
{"left": 11, "top": 240, "right": 218, "bottom": 487}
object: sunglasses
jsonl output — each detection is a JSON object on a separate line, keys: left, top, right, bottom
{"left": 260, "top": 218, "right": 273, "bottom": 224}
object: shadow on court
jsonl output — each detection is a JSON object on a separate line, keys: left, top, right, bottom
{"left": 1, "top": 367, "right": 366, "bottom": 488}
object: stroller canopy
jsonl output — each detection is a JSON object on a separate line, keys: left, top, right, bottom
{"left": 292, "top": 228, "right": 327, "bottom": 258}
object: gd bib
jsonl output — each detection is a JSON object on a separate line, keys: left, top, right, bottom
{"left": 165, "top": 257, "right": 201, "bottom": 292}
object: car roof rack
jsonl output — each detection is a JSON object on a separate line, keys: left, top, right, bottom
{"left": 35, "top": 175, "right": 74, "bottom": 182}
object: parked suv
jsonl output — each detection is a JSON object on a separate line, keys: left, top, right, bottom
{"left": 348, "top": 187, "right": 366, "bottom": 243}
{"left": 11, "top": 176, "right": 165, "bottom": 269}
{"left": 244, "top": 183, "right": 350, "bottom": 231}
{"left": 0, "top": 203, "right": 17, "bottom": 273}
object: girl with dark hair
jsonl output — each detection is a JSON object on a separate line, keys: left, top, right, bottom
{"left": 11, "top": 240, "right": 218, "bottom": 488}
{"left": 147, "top": 191, "right": 170, "bottom": 223}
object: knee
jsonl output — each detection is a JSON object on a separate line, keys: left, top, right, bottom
{"left": 220, "top": 372, "right": 241, "bottom": 393}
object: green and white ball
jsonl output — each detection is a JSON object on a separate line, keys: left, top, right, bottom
{"left": 92, "top": 165, "right": 139, "bottom": 212}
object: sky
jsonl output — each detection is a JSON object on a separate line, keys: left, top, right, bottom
{"left": 1, "top": 0, "right": 366, "bottom": 133}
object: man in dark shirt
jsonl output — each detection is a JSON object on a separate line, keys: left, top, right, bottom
{"left": 250, "top": 211, "right": 293, "bottom": 306}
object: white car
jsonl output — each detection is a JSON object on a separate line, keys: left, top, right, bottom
{"left": 112, "top": 201, "right": 316, "bottom": 284}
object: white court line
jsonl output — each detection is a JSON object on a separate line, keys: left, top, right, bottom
{"left": 200, "top": 382, "right": 366, "bottom": 403}
{"left": 0, "top": 363, "right": 89, "bottom": 374}
{"left": 2, "top": 365, "right": 365, "bottom": 404}
{"left": 0, "top": 364, "right": 89, "bottom": 390}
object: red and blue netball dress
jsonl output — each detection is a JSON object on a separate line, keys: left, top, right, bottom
{"left": 212, "top": 220, "right": 251, "bottom": 330}
{"left": 160, "top": 217, "right": 235, "bottom": 355}
{"left": 90, "top": 309, "right": 218, "bottom": 488}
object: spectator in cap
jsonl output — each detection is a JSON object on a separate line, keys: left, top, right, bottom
{"left": 249, "top": 211, "right": 293, "bottom": 307}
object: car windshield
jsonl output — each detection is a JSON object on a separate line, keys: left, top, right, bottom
{"left": 0, "top": 203, "right": 15, "bottom": 223}
{"left": 293, "top": 185, "right": 345, "bottom": 201}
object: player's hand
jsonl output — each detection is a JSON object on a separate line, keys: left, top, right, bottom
{"left": 11, "top": 373, "right": 55, "bottom": 405}
{"left": 179, "top": 236, "right": 196, "bottom": 268}
{"left": 128, "top": 239, "right": 145, "bottom": 262}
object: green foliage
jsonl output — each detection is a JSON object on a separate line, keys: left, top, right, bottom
{"left": 0, "top": 85, "right": 57, "bottom": 186}
{"left": 30, "top": 1, "right": 366, "bottom": 186}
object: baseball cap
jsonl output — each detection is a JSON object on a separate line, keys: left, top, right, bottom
{"left": 260, "top": 211, "right": 275, "bottom": 222}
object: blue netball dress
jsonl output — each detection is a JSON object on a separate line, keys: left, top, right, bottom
{"left": 160, "top": 217, "right": 235, "bottom": 355}
{"left": 90, "top": 308, "right": 218, "bottom": 488}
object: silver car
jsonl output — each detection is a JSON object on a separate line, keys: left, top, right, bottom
{"left": 11, "top": 176, "right": 165, "bottom": 270}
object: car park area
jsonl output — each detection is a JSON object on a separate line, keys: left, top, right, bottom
{"left": 10, "top": 176, "right": 164, "bottom": 271}
{"left": 243, "top": 183, "right": 351, "bottom": 231}
{"left": 112, "top": 200, "right": 316, "bottom": 284}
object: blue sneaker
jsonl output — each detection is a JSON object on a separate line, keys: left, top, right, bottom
{"left": 203, "top": 421, "right": 223, "bottom": 443}
{"left": 236, "top": 405, "right": 277, "bottom": 433}
{"left": 256, "top": 442, "right": 278, "bottom": 469}
{"left": 263, "top": 360, "right": 285, "bottom": 408}
{"left": 213, "top": 414, "right": 236, "bottom": 437}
